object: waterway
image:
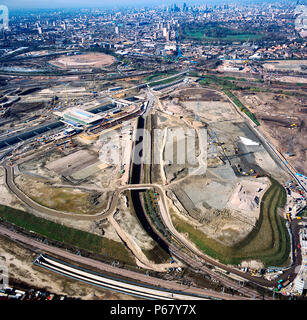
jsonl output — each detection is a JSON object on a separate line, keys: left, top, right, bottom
{"left": 129, "top": 116, "right": 171, "bottom": 256}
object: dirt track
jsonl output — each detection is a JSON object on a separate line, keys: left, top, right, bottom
{"left": 49, "top": 53, "right": 116, "bottom": 69}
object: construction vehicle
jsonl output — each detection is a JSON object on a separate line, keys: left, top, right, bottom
{"left": 69, "top": 134, "right": 76, "bottom": 148}
{"left": 282, "top": 280, "right": 290, "bottom": 287}
{"left": 214, "top": 142, "right": 225, "bottom": 146}
{"left": 55, "top": 143, "right": 64, "bottom": 152}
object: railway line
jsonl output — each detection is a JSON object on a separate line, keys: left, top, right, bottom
{"left": 129, "top": 188, "right": 272, "bottom": 300}
{"left": 0, "top": 225, "right": 246, "bottom": 300}
{"left": 0, "top": 81, "right": 302, "bottom": 300}
{"left": 128, "top": 117, "right": 271, "bottom": 299}
{"left": 33, "top": 254, "right": 208, "bottom": 300}
{"left": 0, "top": 102, "right": 287, "bottom": 300}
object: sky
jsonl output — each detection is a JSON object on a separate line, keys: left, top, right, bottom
{"left": 0, "top": 0, "right": 258, "bottom": 10}
{"left": 1, "top": 0, "right": 297, "bottom": 10}
{"left": 3, "top": 0, "right": 174, "bottom": 9}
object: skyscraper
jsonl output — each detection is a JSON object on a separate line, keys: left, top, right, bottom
{"left": 0, "top": 5, "right": 9, "bottom": 30}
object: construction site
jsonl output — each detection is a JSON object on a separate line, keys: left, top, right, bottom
{"left": 0, "top": 59, "right": 304, "bottom": 298}
{"left": 1, "top": 2, "right": 307, "bottom": 300}
{"left": 148, "top": 86, "right": 291, "bottom": 267}
{"left": 236, "top": 90, "right": 307, "bottom": 177}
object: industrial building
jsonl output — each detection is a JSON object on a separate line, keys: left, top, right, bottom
{"left": 56, "top": 108, "right": 103, "bottom": 127}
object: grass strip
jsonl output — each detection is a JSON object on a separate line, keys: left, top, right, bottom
{"left": 171, "top": 178, "right": 290, "bottom": 267}
{"left": 0, "top": 204, "right": 135, "bottom": 264}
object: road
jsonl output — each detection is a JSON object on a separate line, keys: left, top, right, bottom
{"left": 253, "top": 125, "right": 307, "bottom": 194}
{"left": 107, "top": 69, "right": 190, "bottom": 98}
{"left": 127, "top": 116, "right": 272, "bottom": 299}
{"left": 129, "top": 185, "right": 273, "bottom": 299}
{"left": 0, "top": 81, "right": 303, "bottom": 299}
{"left": 221, "top": 87, "right": 307, "bottom": 195}
{"left": 2, "top": 162, "right": 166, "bottom": 222}
{"left": 131, "top": 86, "right": 305, "bottom": 296}
{"left": 0, "top": 225, "right": 248, "bottom": 300}
{"left": 1, "top": 114, "right": 297, "bottom": 299}
{"left": 1, "top": 123, "right": 268, "bottom": 299}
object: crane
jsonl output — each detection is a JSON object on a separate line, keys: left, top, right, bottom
{"left": 194, "top": 99, "right": 201, "bottom": 123}
{"left": 61, "top": 82, "right": 69, "bottom": 105}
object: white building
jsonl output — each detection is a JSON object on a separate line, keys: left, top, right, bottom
{"left": 56, "top": 108, "right": 103, "bottom": 127}
{"left": 0, "top": 5, "right": 9, "bottom": 30}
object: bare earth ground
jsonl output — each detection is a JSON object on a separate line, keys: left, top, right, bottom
{"left": 152, "top": 87, "right": 289, "bottom": 246}
{"left": 14, "top": 174, "right": 110, "bottom": 215}
{"left": 263, "top": 60, "right": 307, "bottom": 74}
{"left": 49, "top": 53, "right": 116, "bottom": 69}
{"left": 1, "top": 164, "right": 124, "bottom": 243}
{"left": 0, "top": 235, "right": 135, "bottom": 300}
{"left": 115, "top": 194, "right": 156, "bottom": 252}
{"left": 236, "top": 90, "right": 307, "bottom": 176}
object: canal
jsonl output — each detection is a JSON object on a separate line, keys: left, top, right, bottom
{"left": 129, "top": 116, "right": 171, "bottom": 256}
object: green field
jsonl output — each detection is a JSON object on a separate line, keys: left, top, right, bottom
{"left": 184, "top": 25, "right": 264, "bottom": 43}
{"left": 224, "top": 89, "right": 260, "bottom": 126}
{"left": 145, "top": 71, "right": 176, "bottom": 82}
{"left": 171, "top": 179, "right": 290, "bottom": 267}
{"left": 148, "top": 74, "right": 184, "bottom": 87}
{"left": 0, "top": 205, "right": 135, "bottom": 265}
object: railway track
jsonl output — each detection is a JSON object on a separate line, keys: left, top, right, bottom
{"left": 34, "top": 254, "right": 208, "bottom": 300}
{"left": 0, "top": 225, "right": 247, "bottom": 300}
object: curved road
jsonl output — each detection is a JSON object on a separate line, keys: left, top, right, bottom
{"left": 1, "top": 134, "right": 301, "bottom": 298}
{"left": 1, "top": 84, "right": 304, "bottom": 299}
{"left": 0, "top": 224, "right": 248, "bottom": 300}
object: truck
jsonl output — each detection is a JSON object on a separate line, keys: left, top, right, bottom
{"left": 282, "top": 280, "right": 290, "bottom": 287}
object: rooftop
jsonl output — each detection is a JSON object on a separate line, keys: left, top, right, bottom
{"left": 59, "top": 107, "right": 103, "bottom": 126}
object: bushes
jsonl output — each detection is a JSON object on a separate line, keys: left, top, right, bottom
{"left": 224, "top": 89, "right": 260, "bottom": 126}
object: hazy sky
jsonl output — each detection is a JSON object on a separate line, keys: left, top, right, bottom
{"left": 0, "top": 0, "right": 245, "bottom": 10}
{"left": 2, "top": 0, "right": 177, "bottom": 9}
{"left": 1, "top": 0, "right": 294, "bottom": 10}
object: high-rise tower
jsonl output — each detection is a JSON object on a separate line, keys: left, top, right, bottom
{"left": 0, "top": 5, "right": 9, "bottom": 30}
